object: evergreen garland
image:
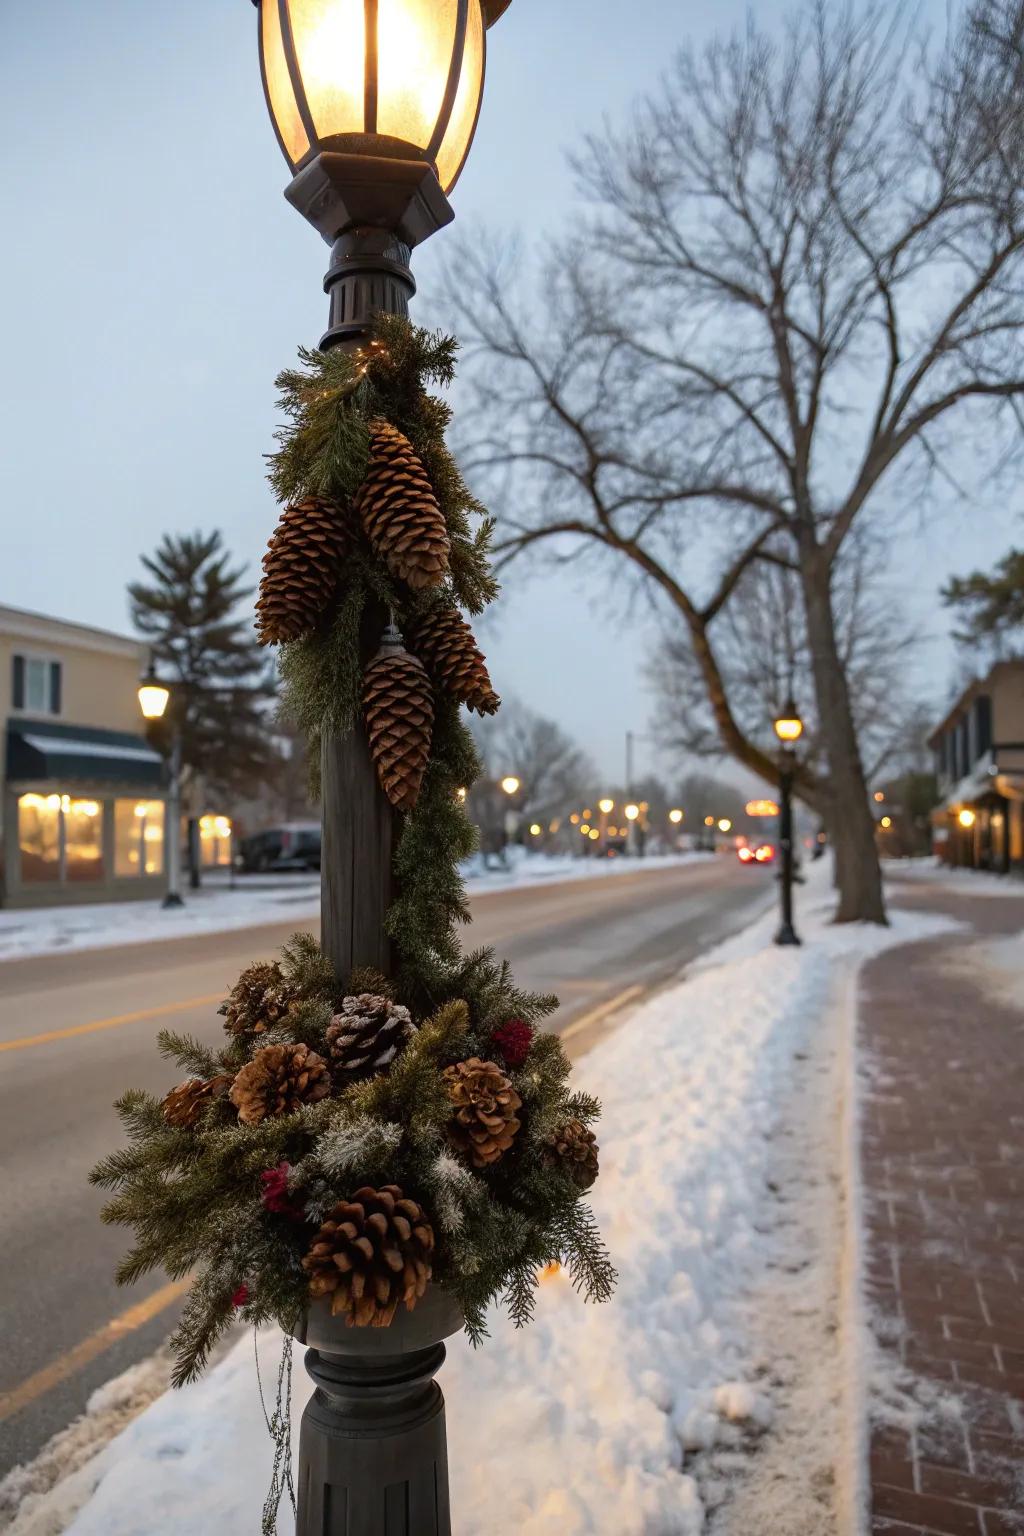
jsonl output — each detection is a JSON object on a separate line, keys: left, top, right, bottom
{"left": 92, "top": 317, "right": 614, "bottom": 1383}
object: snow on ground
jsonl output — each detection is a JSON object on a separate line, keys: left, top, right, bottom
{"left": 0, "top": 850, "right": 707, "bottom": 964}
{"left": 886, "top": 855, "right": 1024, "bottom": 897}
{"left": 4, "top": 865, "right": 961, "bottom": 1536}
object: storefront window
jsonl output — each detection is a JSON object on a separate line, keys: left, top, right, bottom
{"left": 115, "top": 800, "right": 165, "bottom": 877}
{"left": 199, "top": 813, "right": 233, "bottom": 869}
{"left": 63, "top": 796, "right": 104, "bottom": 882}
{"left": 18, "top": 793, "right": 60, "bottom": 883}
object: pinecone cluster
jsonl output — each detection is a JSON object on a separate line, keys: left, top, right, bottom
{"left": 161, "top": 1073, "right": 233, "bottom": 1128}
{"left": 255, "top": 495, "right": 352, "bottom": 645}
{"left": 326, "top": 993, "right": 416, "bottom": 1078}
{"left": 356, "top": 420, "right": 450, "bottom": 592}
{"left": 302, "top": 1185, "right": 434, "bottom": 1327}
{"left": 407, "top": 606, "right": 499, "bottom": 716}
{"left": 229, "top": 1043, "right": 331, "bottom": 1126}
{"left": 443, "top": 1057, "right": 522, "bottom": 1167}
{"left": 543, "top": 1119, "right": 599, "bottom": 1191}
{"left": 219, "top": 961, "right": 297, "bottom": 1037}
{"left": 362, "top": 630, "right": 434, "bottom": 812}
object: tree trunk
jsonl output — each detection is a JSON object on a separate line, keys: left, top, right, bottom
{"left": 799, "top": 544, "right": 887, "bottom": 924}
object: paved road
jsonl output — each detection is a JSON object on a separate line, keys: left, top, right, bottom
{"left": 0, "top": 857, "right": 772, "bottom": 1475}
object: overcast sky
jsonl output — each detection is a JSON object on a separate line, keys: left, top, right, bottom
{"left": 1, "top": 0, "right": 1020, "bottom": 786}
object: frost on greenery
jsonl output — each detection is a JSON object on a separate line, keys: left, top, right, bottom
{"left": 311, "top": 1119, "right": 403, "bottom": 1181}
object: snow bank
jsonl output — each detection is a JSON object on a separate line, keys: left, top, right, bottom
{"left": 9, "top": 871, "right": 957, "bottom": 1536}
{"left": 0, "top": 853, "right": 708, "bottom": 964}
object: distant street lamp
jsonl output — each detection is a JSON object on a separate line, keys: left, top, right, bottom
{"left": 668, "top": 808, "right": 683, "bottom": 825}
{"left": 500, "top": 775, "right": 521, "bottom": 796}
{"left": 137, "top": 660, "right": 183, "bottom": 910}
{"left": 624, "top": 803, "right": 640, "bottom": 821}
{"left": 717, "top": 818, "right": 732, "bottom": 833}
{"left": 957, "top": 807, "right": 976, "bottom": 828}
{"left": 772, "top": 697, "right": 804, "bottom": 946}
{"left": 598, "top": 798, "right": 614, "bottom": 814}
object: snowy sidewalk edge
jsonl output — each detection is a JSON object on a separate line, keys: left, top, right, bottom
{"left": 836, "top": 959, "right": 869, "bottom": 1536}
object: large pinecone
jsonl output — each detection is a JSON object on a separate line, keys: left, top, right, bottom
{"left": 229, "top": 1043, "right": 331, "bottom": 1126}
{"left": 326, "top": 994, "right": 416, "bottom": 1078}
{"left": 355, "top": 420, "right": 450, "bottom": 592}
{"left": 443, "top": 1057, "right": 522, "bottom": 1167}
{"left": 302, "top": 1185, "right": 435, "bottom": 1327}
{"left": 161, "top": 1073, "right": 233, "bottom": 1128}
{"left": 362, "top": 627, "right": 434, "bottom": 812}
{"left": 256, "top": 495, "right": 353, "bottom": 645}
{"left": 406, "top": 607, "right": 499, "bottom": 715}
{"left": 219, "top": 961, "right": 297, "bottom": 1037}
{"left": 543, "top": 1119, "right": 599, "bottom": 1191}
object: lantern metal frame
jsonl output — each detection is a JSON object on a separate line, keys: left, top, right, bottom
{"left": 251, "top": 0, "right": 510, "bottom": 207}
{"left": 250, "top": 0, "right": 512, "bottom": 347}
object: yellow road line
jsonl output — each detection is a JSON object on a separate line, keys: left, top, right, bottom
{"left": 0, "top": 1277, "right": 192, "bottom": 1424}
{"left": 559, "top": 983, "right": 646, "bottom": 1043}
{"left": 0, "top": 994, "right": 223, "bottom": 1054}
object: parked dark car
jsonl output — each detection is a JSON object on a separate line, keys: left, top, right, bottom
{"left": 238, "top": 822, "right": 321, "bottom": 873}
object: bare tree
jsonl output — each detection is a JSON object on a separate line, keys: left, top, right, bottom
{"left": 650, "top": 533, "right": 923, "bottom": 791}
{"left": 447, "top": 0, "right": 1024, "bottom": 922}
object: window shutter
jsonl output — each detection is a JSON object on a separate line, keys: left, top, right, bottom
{"left": 12, "top": 655, "right": 25, "bottom": 710}
{"left": 49, "top": 662, "right": 62, "bottom": 716}
{"left": 975, "top": 695, "right": 992, "bottom": 757}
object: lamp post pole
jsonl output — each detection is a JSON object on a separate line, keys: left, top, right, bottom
{"left": 772, "top": 697, "right": 804, "bottom": 947}
{"left": 775, "top": 749, "right": 799, "bottom": 946}
{"left": 247, "top": 6, "right": 517, "bottom": 1531}
{"left": 163, "top": 726, "right": 184, "bottom": 910}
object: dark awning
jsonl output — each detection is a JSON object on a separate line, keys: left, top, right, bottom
{"left": 6, "top": 720, "right": 165, "bottom": 789}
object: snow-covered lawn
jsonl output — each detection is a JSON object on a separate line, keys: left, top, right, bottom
{"left": 0, "top": 851, "right": 707, "bottom": 964}
{"left": 3, "top": 864, "right": 961, "bottom": 1536}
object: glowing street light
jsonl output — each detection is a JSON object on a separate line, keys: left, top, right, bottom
{"left": 598, "top": 798, "right": 614, "bottom": 814}
{"left": 880, "top": 816, "right": 892, "bottom": 829}
{"left": 529, "top": 823, "right": 542, "bottom": 836}
{"left": 137, "top": 660, "right": 170, "bottom": 721}
{"left": 958, "top": 808, "right": 977, "bottom": 828}
{"left": 668, "top": 808, "right": 684, "bottom": 825}
{"left": 500, "top": 775, "right": 521, "bottom": 796}
{"left": 624, "top": 803, "right": 640, "bottom": 822}
{"left": 717, "top": 818, "right": 732, "bottom": 833}
{"left": 773, "top": 698, "right": 805, "bottom": 744}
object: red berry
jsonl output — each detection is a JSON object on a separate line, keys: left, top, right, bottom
{"left": 231, "top": 1282, "right": 250, "bottom": 1308}
{"left": 490, "top": 1018, "right": 533, "bottom": 1067}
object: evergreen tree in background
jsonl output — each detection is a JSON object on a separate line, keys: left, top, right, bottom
{"left": 942, "top": 549, "right": 1024, "bottom": 656}
{"left": 129, "top": 532, "right": 277, "bottom": 873}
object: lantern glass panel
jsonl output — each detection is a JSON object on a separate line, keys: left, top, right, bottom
{"left": 262, "top": 0, "right": 311, "bottom": 164}
{"left": 435, "top": 0, "right": 484, "bottom": 191}
{"left": 377, "top": 0, "right": 458, "bottom": 151}
{"left": 288, "top": 0, "right": 365, "bottom": 146}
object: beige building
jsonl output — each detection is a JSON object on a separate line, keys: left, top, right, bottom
{"left": 928, "top": 659, "right": 1024, "bottom": 876}
{"left": 1, "top": 604, "right": 168, "bottom": 907}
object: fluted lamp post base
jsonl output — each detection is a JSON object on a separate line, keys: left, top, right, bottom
{"left": 292, "top": 1288, "right": 464, "bottom": 1536}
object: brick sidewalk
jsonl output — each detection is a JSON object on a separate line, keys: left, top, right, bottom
{"left": 861, "top": 883, "right": 1024, "bottom": 1536}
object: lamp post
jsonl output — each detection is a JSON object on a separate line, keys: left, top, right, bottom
{"left": 500, "top": 773, "right": 522, "bottom": 854}
{"left": 772, "top": 698, "right": 804, "bottom": 946}
{"left": 249, "top": 7, "right": 516, "bottom": 1530}
{"left": 138, "top": 660, "right": 183, "bottom": 910}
